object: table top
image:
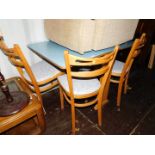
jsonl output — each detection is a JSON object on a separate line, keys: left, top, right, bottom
{"left": 28, "top": 40, "right": 133, "bottom": 69}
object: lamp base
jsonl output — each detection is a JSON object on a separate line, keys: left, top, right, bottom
{"left": 0, "top": 91, "right": 30, "bottom": 117}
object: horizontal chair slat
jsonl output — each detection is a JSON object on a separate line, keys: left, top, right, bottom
{"left": 10, "top": 57, "right": 24, "bottom": 67}
{"left": 69, "top": 51, "right": 114, "bottom": 66}
{"left": 71, "top": 66, "right": 109, "bottom": 78}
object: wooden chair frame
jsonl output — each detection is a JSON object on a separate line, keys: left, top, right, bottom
{"left": 110, "top": 33, "right": 146, "bottom": 109}
{"left": 58, "top": 46, "right": 119, "bottom": 134}
{"left": 0, "top": 36, "right": 63, "bottom": 95}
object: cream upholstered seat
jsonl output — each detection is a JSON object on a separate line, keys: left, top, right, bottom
{"left": 24, "top": 60, "right": 61, "bottom": 82}
{"left": 112, "top": 60, "right": 125, "bottom": 74}
{"left": 58, "top": 74, "right": 100, "bottom": 96}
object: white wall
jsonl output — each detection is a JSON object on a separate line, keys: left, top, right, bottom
{"left": 0, "top": 19, "right": 47, "bottom": 78}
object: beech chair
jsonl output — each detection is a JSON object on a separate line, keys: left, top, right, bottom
{"left": 110, "top": 33, "right": 146, "bottom": 109}
{"left": 0, "top": 36, "right": 63, "bottom": 97}
{"left": 58, "top": 46, "right": 119, "bottom": 134}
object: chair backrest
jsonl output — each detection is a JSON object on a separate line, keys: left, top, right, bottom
{"left": 121, "top": 33, "right": 146, "bottom": 77}
{"left": 0, "top": 36, "right": 42, "bottom": 103}
{"left": 64, "top": 46, "right": 119, "bottom": 98}
{"left": 133, "top": 33, "right": 146, "bottom": 58}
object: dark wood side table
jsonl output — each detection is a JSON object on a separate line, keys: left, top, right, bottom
{"left": 0, "top": 77, "right": 45, "bottom": 135}
{"left": 0, "top": 72, "right": 30, "bottom": 117}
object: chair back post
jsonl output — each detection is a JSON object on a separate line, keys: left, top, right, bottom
{"left": 140, "top": 33, "right": 146, "bottom": 45}
{"left": 121, "top": 39, "right": 140, "bottom": 78}
{"left": 12, "top": 44, "right": 43, "bottom": 104}
{"left": 0, "top": 36, "right": 13, "bottom": 60}
{"left": 0, "top": 36, "right": 7, "bottom": 49}
{"left": 64, "top": 50, "right": 74, "bottom": 101}
{"left": 99, "top": 46, "right": 119, "bottom": 100}
{"left": 134, "top": 33, "right": 146, "bottom": 56}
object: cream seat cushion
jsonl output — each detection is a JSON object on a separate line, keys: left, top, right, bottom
{"left": 24, "top": 60, "right": 61, "bottom": 82}
{"left": 58, "top": 74, "right": 100, "bottom": 96}
{"left": 112, "top": 60, "right": 125, "bottom": 74}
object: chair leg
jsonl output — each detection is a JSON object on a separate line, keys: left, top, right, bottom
{"left": 124, "top": 76, "right": 128, "bottom": 94}
{"left": 37, "top": 108, "right": 46, "bottom": 133}
{"left": 117, "top": 80, "right": 123, "bottom": 108}
{"left": 103, "top": 74, "right": 111, "bottom": 100}
{"left": 97, "top": 98, "right": 102, "bottom": 127}
{"left": 59, "top": 86, "right": 64, "bottom": 110}
{"left": 71, "top": 101, "right": 76, "bottom": 134}
{"left": 33, "top": 116, "right": 38, "bottom": 126}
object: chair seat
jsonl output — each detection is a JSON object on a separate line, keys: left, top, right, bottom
{"left": 112, "top": 60, "right": 125, "bottom": 74}
{"left": 24, "top": 60, "right": 61, "bottom": 82}
{"left": 58, "top": 74, "right": 100, "bottom": 96}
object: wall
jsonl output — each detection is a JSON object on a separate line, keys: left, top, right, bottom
{"left": 0, "top": 19, "right": 47, "bottom": 78}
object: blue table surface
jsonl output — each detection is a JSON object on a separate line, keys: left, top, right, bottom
{"left": 28, "top": 40, "right": 133, "bottom": 69}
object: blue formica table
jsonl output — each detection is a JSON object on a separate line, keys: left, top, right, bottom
{"left": 28, "top": 40, "right": 133, "bottom": 69}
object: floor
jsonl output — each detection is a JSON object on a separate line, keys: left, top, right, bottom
{"left": 4, "top": 65, "right": 155, "bottom": 135}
